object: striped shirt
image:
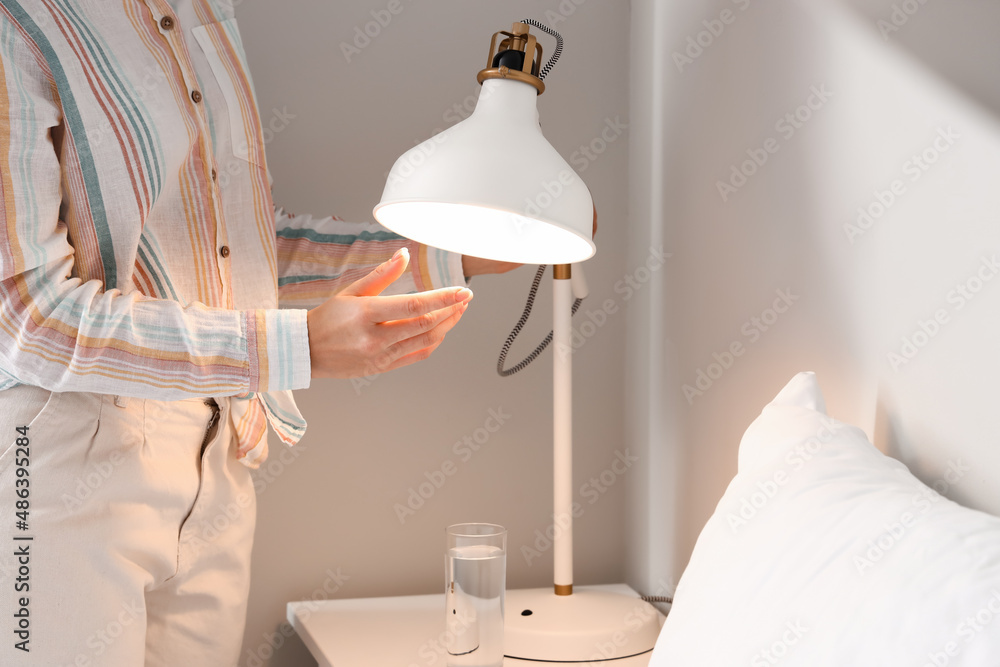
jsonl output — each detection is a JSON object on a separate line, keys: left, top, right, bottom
{"left": 0, "top": 0, "right": 464, "bottom": 466}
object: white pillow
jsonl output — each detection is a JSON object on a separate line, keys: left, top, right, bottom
{"left": 650, "top": 372, "right": 1000, "bottom": 666}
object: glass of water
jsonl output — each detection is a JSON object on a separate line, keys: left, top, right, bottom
{"left": 445, "top": 523, "right": 506, "bottom": 667}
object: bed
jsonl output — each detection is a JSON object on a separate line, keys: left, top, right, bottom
{"left": 648, "top": 372, "right": 1000, "bottom": 665}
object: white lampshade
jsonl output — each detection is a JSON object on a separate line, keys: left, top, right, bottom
{"left": 373, "top": 78, "right": 595, "bottom": 265}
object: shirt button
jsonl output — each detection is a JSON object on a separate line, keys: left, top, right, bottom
{"left": 219, "top": 245, "right": 231, "bottom": 258}
{"left": 191, "top": 89, "right": 202, "bottom": 104}
{"left": 160, "top": 16, "right": 174, "bottom": 30}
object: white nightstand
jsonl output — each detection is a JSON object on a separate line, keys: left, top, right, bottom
{"left": 287, "top": 583, "right": 665, "bottom": 666}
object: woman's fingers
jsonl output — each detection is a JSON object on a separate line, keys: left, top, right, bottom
{"left": 364, "top": 286, "right": 472, "bottom": 323}
{"left": 341, "top": 247, "right": 410, "bottom": 298}
{"left": 377, "top": 302, "right": 469, "bottom": 373}
{"left": 376, "top": 298, "right": 469, "bottom": 344}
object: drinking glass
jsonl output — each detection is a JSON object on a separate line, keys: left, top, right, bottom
{"left": 445, "top": 523, "right": 507, "bottom": 667}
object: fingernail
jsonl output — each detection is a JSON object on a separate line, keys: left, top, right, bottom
{"left": 392, "top": 247, "right": 409, "bottom": 263}
{"left": 456, "top": 287, "right": 473, "bottom": 302}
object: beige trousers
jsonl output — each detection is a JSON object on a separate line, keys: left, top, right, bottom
{"left": 0, "top": 385, "right": 255, "bottom": 666}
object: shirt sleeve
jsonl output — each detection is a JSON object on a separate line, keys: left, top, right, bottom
{"left": 274, "top": 206, "right": 468, "bottom": 309}
{"left": 0, "top": 16, "right": 308, "bottom": 400}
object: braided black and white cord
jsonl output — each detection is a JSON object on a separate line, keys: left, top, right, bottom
{"left": 641, "top": 595, "right": 674, "bottom": 605}
{"left": 496, "top": 21, "right": 577, "bottom": 378}
{"left": 517, "top": 18, "right": 563, "bottom": 80}
{"left": 497, "top": 265, "right": 583, "bottom": 377}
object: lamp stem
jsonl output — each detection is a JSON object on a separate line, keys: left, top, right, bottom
{"left": 552, "top": 264, "right": 573, "bottom": 596}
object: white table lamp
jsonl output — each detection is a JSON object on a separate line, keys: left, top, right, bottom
{"left": 373, "top": 21, "right": 660, "bottom": 662}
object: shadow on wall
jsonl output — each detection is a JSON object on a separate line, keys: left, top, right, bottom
{"left": 839, "top": 0, "right": 1000, "bottom": 116}
{"left": 658, "top": 0, "right": 1000, "bottom": 575}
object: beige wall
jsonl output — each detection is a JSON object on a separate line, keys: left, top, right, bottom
{"left": 236, "top": 2, "right": 632, "bottom": 665}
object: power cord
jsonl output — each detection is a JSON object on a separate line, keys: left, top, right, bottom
{"left": 497, "top": 265, "right": 583, "bottom": 377}
{"left": 640, "top": 595, "right": 674, "bottom": 605}
{"left": 496, "top": 21, "right": 583, "bottom": 378}
{"left": 517, "top": 19, "right": 563, "bottom": 79}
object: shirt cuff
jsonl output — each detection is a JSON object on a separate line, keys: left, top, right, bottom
{"left": 246, "top": 308, "right": 312, "bottom": 393}
{"left": 422, "top": 246, "right": 468, "bottom": 289}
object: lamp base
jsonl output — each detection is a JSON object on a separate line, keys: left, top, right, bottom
{"left": 504, "top": 587, "right": 662, "bottom": 662}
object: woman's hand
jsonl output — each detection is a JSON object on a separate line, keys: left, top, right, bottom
{"left": 307, "top": 248, "right": 473, "bottom": 378}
